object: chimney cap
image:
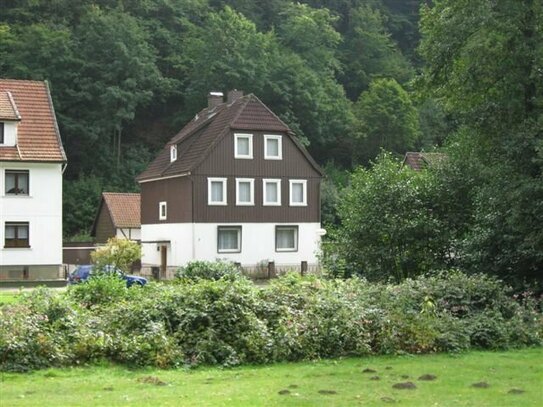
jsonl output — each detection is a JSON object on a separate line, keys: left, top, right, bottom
{"left": 209, "top": 91, "right": 223, "bottom": 97}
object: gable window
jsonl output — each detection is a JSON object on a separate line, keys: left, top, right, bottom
{"left": 5, "top": 170, "right": 29, "bottom": 195}
{"left": 234, "top": 133, "right": 253, "bottom": 159}
{"left": 208, "top": 177, "right": 227, "bottom": 205}
{"left": 5, "top": 222, "right": 29, "bottom": 248}
{"left": 276, "top": 226, "right": 298, "bottom": 252}
{"left": 217, "top": 226, "right": 241, "bottom": 253}
{"left": 263, "top": 179, "right": 281, "bottom": 206}
{"left": 236, "top": 178, "right": 254, "bottom": 206}
{"left": 289, "top": 180, "right": 307, "bottom": 206}
{"left": 0, "top": 123, "right": 4, "bottom": 144}
{"left": 159, "top": 201, "right": 167, "bottom": 220}
{"left": 264, "top": 135, "right": 282, "bottom": 160}
{"left": 170, "top": 145, "right": 177, "bottom": 162}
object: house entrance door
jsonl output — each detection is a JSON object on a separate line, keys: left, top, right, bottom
{"left": 160, "top": 246, "right": 167, "bottom": 279}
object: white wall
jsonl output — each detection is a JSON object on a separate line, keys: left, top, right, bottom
{"left": 0, "top": 162, "right": 63, "bottom": 266}
{"left": 0, "top": 122, "right": 18, "bottom": 146}
{"left": 141, "top": 222, "right": 322, "bottom": 267}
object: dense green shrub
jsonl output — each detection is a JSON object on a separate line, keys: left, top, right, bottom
{"left": 0, "top": 271, "right": 541, "bottom": 372}
{"left": 175, "top": 260, "right": 243, "bottom": 281}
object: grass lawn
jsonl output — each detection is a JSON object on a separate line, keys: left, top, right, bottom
{"left": 0, "top": 291, "right": 22, "bottom": 305}
{"left": 1, "top": 348, "right": 542, "bottom": 406}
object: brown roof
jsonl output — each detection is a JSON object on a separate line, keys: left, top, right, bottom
{"left": 137, "top": 94, "right": 322, "bottom": 181}
{"left": 402, "top": 152, "right": 447, "bottom": 171}
{"left": 100, "top": 192, "right": 141, "bottom": 228}
{"left": 0, "top": 79, "right": 66, "bottom": 162}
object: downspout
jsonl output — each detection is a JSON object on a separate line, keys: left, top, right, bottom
{"left": 191, "top": 176, "right": 196, "bottom": 260}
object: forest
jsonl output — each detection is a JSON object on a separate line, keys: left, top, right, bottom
{"left": 1, "top": 0, "right": 541, "bottom": 288}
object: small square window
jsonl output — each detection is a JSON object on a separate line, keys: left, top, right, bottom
{"left": 159, "top": 201, "right": 167, "bottom": 220}
{"left": 218, "top": 226, "right": 241, "bottom": 253}
{"left": 170, "top": 145, "right": 177, "bottom": 162}
{"left": 234, "top": 133, "right": 253, "bottom": 159}
{"left": 5, "top": 222, "right": 29, "bottom": 248}
{"left": 276, "top": 226, "right": 298, "bottom": 252}
{"left": 264, "top": 135, "right": 282, "bottom": 160}
{"left": 5, "top": 170, "right": 29, "bottom": 195}
{"left": 236, "top": 178, "right": 254, "bottom": 206}
{"left": 263, "top": 179, "right": 281, "bottom": 206}
{"left": 289, "top": 180, "right": 307, "bottom": 206}
{"left": 208, "top": 177, "right": 227, "bottom": 205}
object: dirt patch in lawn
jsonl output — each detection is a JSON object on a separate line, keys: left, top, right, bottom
{"left": 362, "top": 368, "right": 376, "bottom": 373}
{"left": 471, "top": 382, "right": 490, "bottom": 388}
{"left": 370, "top": 376, "right": 380, "bottom": 380}
{"left": 137, "top": 376, "right": 167, "bottom": 386}
{"left": 318, "top": 390, "right": 338, "bottom": 395}
{"left": 392, "top": 382, "right": 417, "bottom": 390}
{"left": 418, "top": 374, "right": 437, "bottom": 381}
{"left": 278, "top": 389, "right": 290, "bottom": 395}
{"left": 381, "top": 396, "right": 396, "bottom": 403}
{"left": 508, "top": 388, "right": 525, "bottom": 394}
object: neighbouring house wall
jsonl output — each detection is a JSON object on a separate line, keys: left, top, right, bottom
{"left": 141, "top": 222, "right": 322, "bottom": 268}
{"left": 140, "top": 176, "right": 192, "bottom": 224}
{"left": 0, "top": 162, "right": 63, "bottom": 267}
{"left": 116, "top": 228, "right": 141, "bottom": 241}
{"left": 94, "top": 206, "right": 115, "bottom": 243}
{"left": 0, "top": 265, "right": 62, "bottom": 280}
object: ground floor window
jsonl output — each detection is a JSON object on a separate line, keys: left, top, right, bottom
{"left": 276, "top": 226, "right": 298, "bottom": 252}
{"left": 4, "top": 222, "right": 29, "bottom": 248}
{"left": 217, "top": 226, "right": 241, "bottom": 253}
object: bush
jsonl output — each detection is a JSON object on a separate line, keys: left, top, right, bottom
{"left": 0, "top": 272, "right": 540, "bottom": 372}
{"left": 175, "top": 260, "right": 243, "bottom": 281}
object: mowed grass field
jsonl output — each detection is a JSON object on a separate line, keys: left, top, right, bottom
{"left": 1, "top": 348, "right": 541, "bottom": 406}
{"left": 0, "top": 291, "right": 22, "bottom": 305}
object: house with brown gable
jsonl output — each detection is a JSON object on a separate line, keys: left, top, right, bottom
{"left": 137, "top": 90, "right": 325, "bottom": 274}
{"left": 91, "top": 192, "right": 141, "bottom": 243}
{"left": 0, "top": 79, "right": 67, "bottom": 280}
{"left": 402, "top": 152, "right": 447, "bottom": 171}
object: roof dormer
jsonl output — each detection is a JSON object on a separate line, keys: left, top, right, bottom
{"left": 0, "top": 91, "right": 21, "bottom": 147}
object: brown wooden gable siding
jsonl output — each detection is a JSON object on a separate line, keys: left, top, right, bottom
{"left": 94, "top": 205, "right": 115, "bottom": 243}
{"left": 192, "top": 130, "right": 321, "bottom": 223}
{"left": 140, "top": 176, "right": 192, "bottom": 225}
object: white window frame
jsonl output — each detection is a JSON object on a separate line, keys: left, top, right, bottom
{"left": 234, "top": 133, "right": 253, "bottom": 159}
{"left": 159, "top": 201, "right": 167, "bottom": 220}
{"left": 236, "top": 178, "right": 254, "bottom": 206}
{"left": 275, "top": 226, "right": 298, "bottom": 252}
{"left": 264, "top": 135, "right": 282, "bottom": 160}
{"left": 289, "top": 179, "right": 307, "bottom": 206}
{"left": 263, "top": 179, "right": 281, "bottom": 206}
{"left": 170, "top": 145, "right": 177, "bottom": 162}
{"left": 217, "top": 226, "right": 242, "bottom": 253}
{"left": 208, "top": 177, "right": 227, "bottom": 206}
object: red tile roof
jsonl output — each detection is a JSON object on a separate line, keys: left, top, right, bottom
{"left": 137, "top": 93, "right": 322, "bottom": 181}
{"left": 101, "top": 192, "right": 141, "bottom": 228}
{"left": 0, "top": 79, "right": 66, "bottom": 162}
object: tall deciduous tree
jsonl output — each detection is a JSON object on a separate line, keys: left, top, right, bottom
{"left": 418, "top": 0, "right": 543, "bottom": 288}
{"left": 354, "top": 78, "right": 420, "bottom": 163}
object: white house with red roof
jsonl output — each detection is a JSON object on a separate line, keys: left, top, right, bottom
{"left": 0, "top": 79, "right": 67, "bottom": 280}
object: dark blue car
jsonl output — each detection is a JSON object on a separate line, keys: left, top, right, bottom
{"left": 68, "top": 265, "right": 147, "bottom": 287}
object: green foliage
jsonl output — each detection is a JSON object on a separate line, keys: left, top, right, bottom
{"left": 91, "top": 237, "right": 142, "bottom": 274}
{"left": 175, "top": 260, "right": 243, "bottom": 281}
{"left": 325, "top": 153, "right": 453, "bottom": 281}
{"left": 353, "top": 78, "right": 420, "bottom": 164}
{"left": 63, "top": 175, "right": 103, "bottom": 237}
{"left": 1, "top": 273, "right": 540, "bottom": 372}
{"left": 67, "top": 273, "right": 131, "bottom": 308}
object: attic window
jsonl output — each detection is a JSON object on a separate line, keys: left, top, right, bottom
{"left": 264, "top": 135, "right": 282, "bottom": 160}
{"left": 159, "top": 201, "right": 167, "bottom": 220}
{"left": 234, "top": 134, "right": 253, "bottom": 159}
{"left": 170, "top": 145, "right": 177, "bottom": 162}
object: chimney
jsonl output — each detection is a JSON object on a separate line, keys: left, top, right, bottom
{"left": 207, "top": 91, "right": 223, "bottom": 108}
{"left": 227, "top": 89, "right": 244, "bottom": 103}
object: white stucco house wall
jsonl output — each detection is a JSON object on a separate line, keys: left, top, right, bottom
{"left": 0, "top": 79, "right": 67, "bottom": 280}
